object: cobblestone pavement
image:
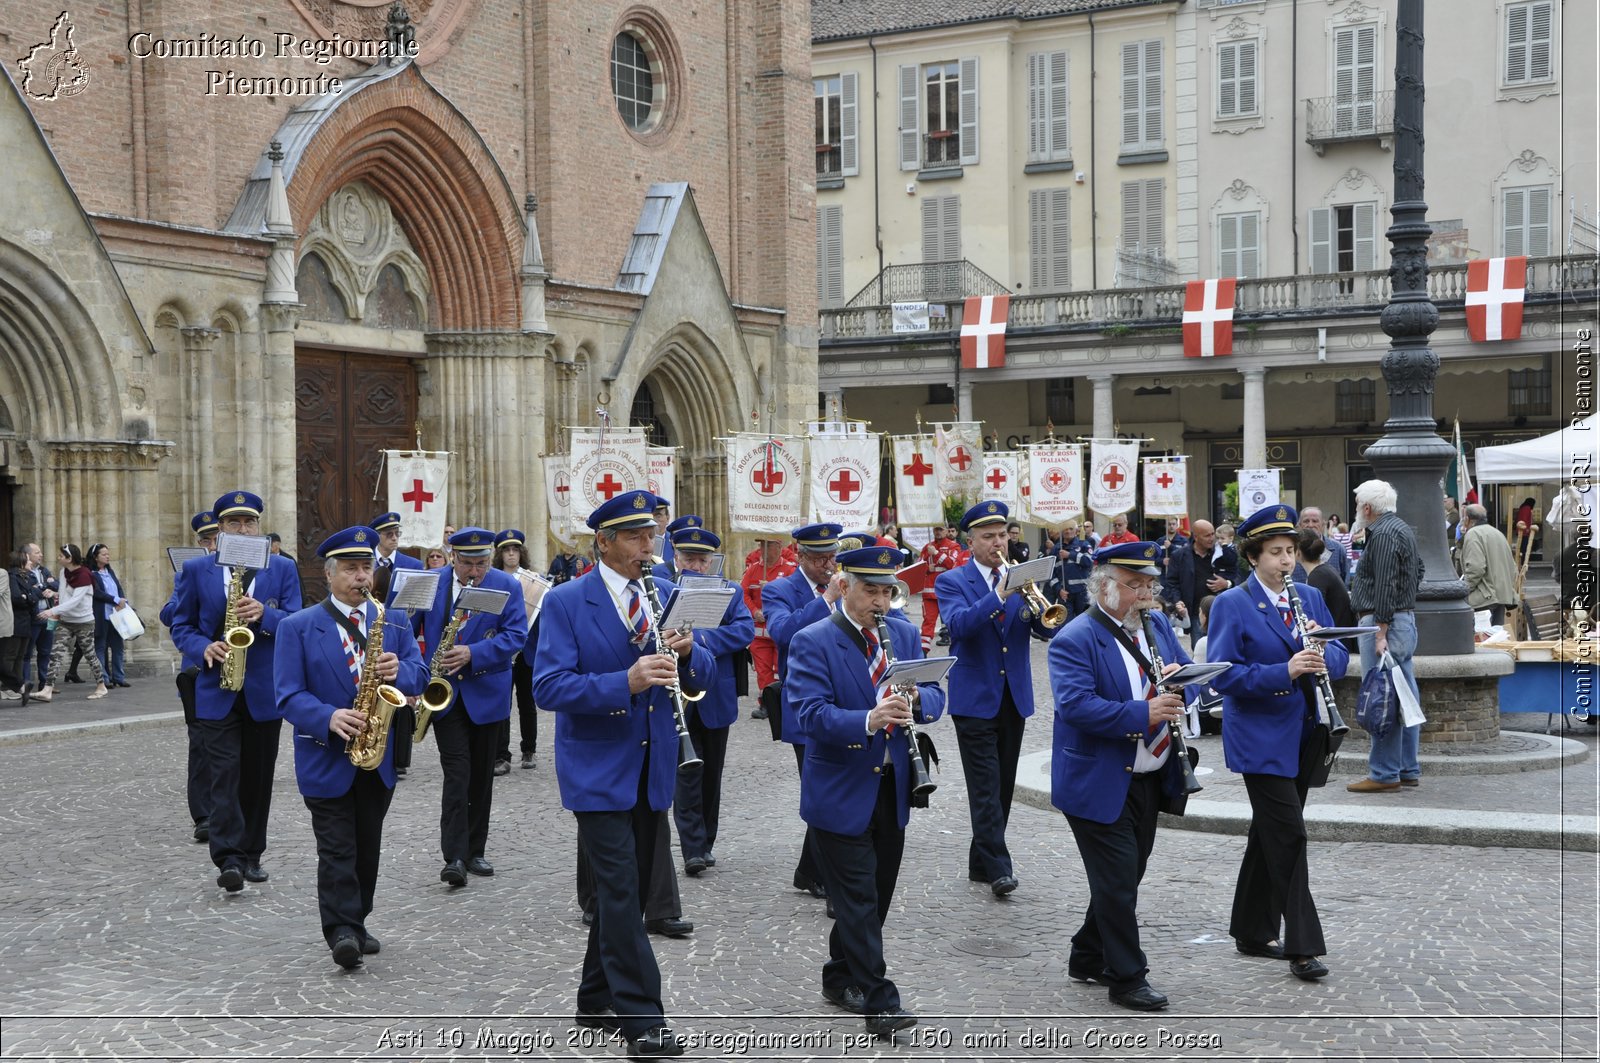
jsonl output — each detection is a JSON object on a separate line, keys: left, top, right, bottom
{"left": 0, "top": 641, "right": 1596, "bottom": 1062}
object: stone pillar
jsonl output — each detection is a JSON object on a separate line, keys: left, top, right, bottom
{"left": 1089, "top": 373, "right": 1115, "bottom": 535}
{"left": 956, "top": 380, "right": 974, "bottom": 422}
{"left": 261, "top": 303, "right": 302, "bottom": 554}
{"left": 179, "top": 326, "right": 219, "bottom": 510}
{"left": 1241, "top": 367, "right": 1267, "bottom": 470}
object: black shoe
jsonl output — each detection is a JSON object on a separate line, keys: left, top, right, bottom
{"left": 331, "top": 935, "right": 363, "bottom": 969}
{"left": 826, "top": 896, "right": 835, "bottom": 919}
{"left": 65, "top": 673, "right": 83, "bottom": 684}
{"left": 625, "top": 1026, "right": 685, "bottom": 1059}
{"left": 394, "top": 766, "right": 407, "bottom": 778}
{"left": 792, "top": 872, "right": 827, "bottom": 898}
{"left": 493, "top": 759, "right": 511, "bottom": 776}
{"left": 192, "top": 819, "right": 209, "bottom": 843}
{"left": 1289, "top": 957, "right": 1329, "bottom": 980}
{"left": 1236, "top": 939, "right": 1286, "bottom": 959}
{"left": 864, "top": 1008, "right": 917, "bottom": 1038}
{"left": 466, "top": 856, "right": 494, "bottom": 877}
{"left": 242, "top": 861, "right": 268, "bottom": 883}
{"left": 521, "top": 753, "right": 535, "bottom": 769}
{"left": 1108, "top": 985, "right": 1169, "bottom": 1011}
{"left": 822, "top": 984, "right": 867, "bottom": 1014}
{"left": 362, "top": 935, "right": 381, "bottom": 955}
{"left": 216, "top": 865, "right": 244, "bottom": 892}
{"left": 440, "top": 860, "right": 467, "bottom": 887}
{"left": 684, "top": 856, "right": 708, "bottom": 877}
{"left": 645, "top": 917, "right": 694, "bottom": 938}
{"left": 114, "top": 680, "right": 132, "bottom": 688}
{"left": 703, "top": 850, "right": 716, "bottom": 867}
{"left": 574, "top": 1008, "right": 622, "bottom": 1034}
{"left": 751, "top": 705, "right": 768, "bottom": 720}
{"left": 1068, "top": 966, "right": 1102, "bottom": 985}
{"left": 990, "top": 875, "right": 1018, "bottom": 897}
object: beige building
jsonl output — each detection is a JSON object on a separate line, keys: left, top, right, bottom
{"left": 811, "top": 0, "right": 1597, "bottom": 531}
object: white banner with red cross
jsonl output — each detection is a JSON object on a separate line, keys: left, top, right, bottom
{"left": 725, "top": 432, "right": 806, "bottom": 534}
{"left": 892, "top": 435, "right": 942, "bottom": 527}
{"left": 385, "top": 451, "right": 451, "bottom": 549}
{"left": 978, "top": 451, "right": 1020, "bottom": 512}
{"left": 1182, "top": 277, "right": 1237, "bottom": 357}
{"left": 569, "top": 427, "right": 649, "bottom": 533}
{"left": 1465, "top": 255, "right": 1526, "bottom": 341}
{"left": 1142, "top": 458, "right": 1187, "bottom": 517}
{"left": 1087, "top": 441, "right": 1139, "bottom": 517}
{"left": 809, "top": 432, "right": 879, "bottom": 529}
{"left": 647, "top": 446, "right": 676, "bottom": 506}
{"left": 934, "top": 422, "right": 984, "bottom": 499}
{"left": 1024, "top": 444, "right": 1084, "bottom": 526}
{"left": 960, "top": 294, "right": 1011, "bottom": 368}
{"left": 541, "top": 454, "right": 580, "bottom": 547}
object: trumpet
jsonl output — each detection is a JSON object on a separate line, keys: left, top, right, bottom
{"left": 1283, "top": 580, "right": 1350, "bottom": 743}
{"left": 888, "top": 579, "right": 911, "bottom": 612}
{"left": 1140, "top": 611, "right": 1203, "bottom": 796}
{"left": 872, "top": 611, "right": 937, "bottom": 798}
{"left": 1018, "top": 579, "right": 1067, "bottom": 628}
{"left": 638, "top": 571, "right": 705, "bottom": 773}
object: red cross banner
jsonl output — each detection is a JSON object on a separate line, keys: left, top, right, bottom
{"left": 891, "top": 436, "right": 942, "bottom": 526}
{"left": 1087, "top": 441, "right": 1139, "bottom": 517}
{"left": 1465, "top": 255, "right": 1527, "bottom": 342}
{"left": 809, "top": 432, "right": 879, "bottom": 529}
{"left": 1142, "top": 459, "right": 1187, "bottom": 517}
{"left": 1024, "top": 444, "right": 1083, "bottom": 526}
{"left": 385, "top": 450, "right": 450, "bottom": 549}
{"left": 647, "top": 446, "right": 676, "bottom": 507}
{"left": 934, "top": 421, "right": 984, "bottom": 499}
{"left": 725, "top": 432, "right": 805, "bottom": 534}
{"left": 1182, "top": 277, "right": 1236, "bottom": 358}
{"left": 978, "top": 451, "right": 1019, "bottom": 512}
{"left": 960, "top": 294, "right": 1011, "bottom": 368}
{"left": 569, "top": 426, "right": 649, "bottom": 528}
{"left": 541, "top": 454, "right": 580, "bottom": 547}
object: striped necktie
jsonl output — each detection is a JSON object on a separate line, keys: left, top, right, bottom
{"left": 343, "top": 609, "right": 364, "bottom": 686}
{"left": 626, "top": 580, "right": 650, "bottom": 646}
{"left": 862, "top": 625, "right": 894, "bottom": 733}
{"left": 1137, "top": 629, "right": 1170, "bottom": 758}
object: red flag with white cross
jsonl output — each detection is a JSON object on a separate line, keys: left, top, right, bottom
{"left": 960, "top": 294, "right": 1010, "bottom": 368}
{"left": 1465, "top": 256, "right": 1526, "bottom": 342}
{"left": 1182, "top": 277, "right": 1236, "bottom": 357}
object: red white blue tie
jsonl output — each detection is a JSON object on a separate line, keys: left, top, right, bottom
{"left": 342, "top": 609, "right": 364, "bottom": 686}
{"left": 626, "top": 581, "right": 650, "bottom": 646}
{"left": 1140, "top": 631, "right": 1170, "bottom": 758}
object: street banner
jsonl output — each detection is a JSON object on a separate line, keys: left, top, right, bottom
{"left": 725, "top": 433, "right": 806, "bottom": 534}
{"left": 385, "top": 451, "right": 450, "bottom": 548}
{"left": 978, "top": 451, "right": 1020, "bottom": 511}
{"left": 810, "top": 432, "right": 879, "bottom": 528}
{"left": 569, "top": 427, "right": 649, "bottom": 531}
{"left": 892, "top": 301, "right": 930, "bottom": 333}
{"left": 960, "top": 294, "right": 1011, "bottom": 368}
{"left": 1237, "top": 468, "right": 1281, "bottom": 512}
{"left": 1142, "top": 459, "right": 1188, "bottom": 516}
{"left": 1087, "top": 441, "right": 1139, "bottom": 517}
{"left": 1026, "top": 444, "right": 1084, "bottom": 526}
{"left": 541, "top": 454, "right": 579, "bottom": 546}
{"left": 1465, "top": 256, "right": 1526, "bottom": 342}
{"left": 647, "top": 446, "right": 676, "bottom": 505}
{"left": 892, "top": 436, "right": 942, "bottom": 527}
{"left": 934, "top": 421, "right": 984, "bottom": 500}
{"left": 1182, "top": 277, "right": 1237, "bottom": 357}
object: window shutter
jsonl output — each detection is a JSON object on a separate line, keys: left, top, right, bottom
{"left": 1218, "top": 213, "right": 1239, "bottom": 275}
{"left": 1506, "top": 3, "right": 1529, "bottom": 82}
{"left": 1529, "top": 1, "right": 1553, "bottom": 81}
{"left": 958, "top": 56, "right": 980, "bottom": 166}
{"left": 1239, "top": 211, "right": 1260, "bottom": 279}
{"left": 1527, "top": 186, "right": 1551, "bottom": 257}
{"left": 1334, "top": 28, "right": 1355, "bottom": 133}
{"left": 1029, "top": 189, "right": 1048, "bottom": 290}
{"left": 940, "top": 195, "right": 962, "bottom": 261}
{"left": 1503, "top": 188, "right": 1526, "bottom": 256}
{"left": 816, "top": 205, "right": 843, "bottom": 309}
{"left": 922, "top": 197, "right": 941, "bottom": 263}
{"left": 840, "top": 72, "right": 859, "bottom": 177}
{"left": 1143, "top": 40, "right": 1163, "bottom": 145}
{"left": 1122, "top": 181, "right": 1143, "bottom": 251}
{"left": 1143, "top": 178, "right": 1164, "bottom": 254}
{"left": 899, "top": 64, "right": 919, "bottom": 171}
{"left": 1121, "top": 43, "right": 1142, "bottom": 145}
{"left": 1048, "top": 51, "right": 1070, "bottom": 159}
{"left": 1218, "top": 43, "right": 1238, "bottom": 117}
{"left": 1354, "top": 27, "right": 1375, "bottom": 129}
{"left": 1027, "top": 54, "right": 1047, "bottom": 161}
{"left": 1353, "top": 201, "right": 1377, "bottom": 270}
{"left": 1310, "top": 207, "right": 1333, "bottom": 273}
{"left": 1238, "top": 41, "right": 1257, "bottom": 115}
{"left": 1049, "top": 187, "right": 1071, "bottom": 289}
{"left": 1029, "top": 188, "right": 1072, "bottom": 292}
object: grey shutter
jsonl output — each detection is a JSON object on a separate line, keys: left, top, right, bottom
{"left": 1143, "top": 178, "right": 1164, "bottom": 254}
{"left": 1122, "top": 181, "right": 1143, "bottom": 251}
{"left": 1218, "top": 213, "right": 1239, "bottom": 275}
{"left": 840, "top": 72, "right": 859, "bottom": 177}
{"left": 1143, "top": 40, "right": 1163, "bottom": 145}
{"left": 1354, "top": 27, "right": 1375, "bottom": 130}
{"left": 1048, "top": 187, "right": 1071, "bottom": 288}
{"left": 1238, "top": 211, "right": 1260, "bottom": 279}
{"left": 816, "top": 205, "right": 843, "bottom": 309}
{"left": 1121, "top": 43, "right": 1142, "bottom": 145}
{"left": 1503, "top": 188, "right": 1527, "bottom": 256}
{"left": 1310, "top": 207, "right": 1333, "bottom": 273}
{"left": 1506, "top": 3, "right": 1529, "bottom": 81}
{"left": 1353, "top": 201, "right": 1377, "bottom": 270}
{"left": 959, "top": 56, "right": 980, "bottom": 166}
{"left": 899, "top": 64, "right": 919, "bottom": 171}
{"left": 940, "top": 195, "right": 962, "bottom": 260}
{"left": 1237, "top": 41, "right": 1257, "bottom": 115}
{"left": 1527, "top": 186, "right": 1551, "bottom": 257}
{"left": 1530, "top": 1, "right": 1553, "bottom": 81}
{"left": 922, "top": 197, "right": 941, "bottom": 263}
{"left": 1218, "top": 42, "right": 1238, "bottom": 117}
{"left": 1027, "top": 54, "right": 1047, "bottom": 161}
{"left": 1333, "top": 27, "right": 1375, "bottom": 134}
{"left": 1029, "top": 189, "right": 1048, "bottom": 289}
{"left": 1048, "top": 51, "right": 1070, "bottom": 159}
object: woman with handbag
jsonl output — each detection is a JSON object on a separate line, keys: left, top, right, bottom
{"left": 1, "top": 549, "right": 37, "bottom": 702}
{"left": 88, "top": 543, "right": 133, "bottom": 689}
{"left": 1205, "top": 505, "right": 1349, "bottom": 983}
{"left": 33, "top": 544, "right": 109, "bottom": 702}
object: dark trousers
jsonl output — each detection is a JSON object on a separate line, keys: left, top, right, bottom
{"left": 1231, "top": 771, "right": 1326, "bottom": 957}
{"left": 672, "top": 714, "right": 729, "bottom": 862}
{"left": 94, "top": 616, "right": 126, "bottom": 685}
{"left": 578, "top": 811, "right": 681, "bottom": 921}
{"left": 493, "top": 659, "right": 538, "bottom": 761}
{"left": 811, "top": 767, "right": 905, "bottom": 1014}
{"left": 304, "top": 768, "right": 394, "bottom": 948}
{"left": 392, "top": 704, "right": 415, "bottom": 771}
{"left": 0, "top": 633, "right": 29, "bottom": 693}
{"left": 1064, "top": 772, "right": 1162, "bottom": 994}
{"left": 176, "top": 670, "right": 210, "bottom": 824}
{"left": 574, "top": 769, "right": 667, "bottom": 1039}
{"left": 953, "top": 692, "right": 1026, "bottom": 881}
{"left": 194, "top": 697, "right": 281, "bottom": 870}
{"left": 432, "top": 705, "right": 497, "bottom": 863}
{"left": 791, "top": 742, "right": 824, "bottom": 888}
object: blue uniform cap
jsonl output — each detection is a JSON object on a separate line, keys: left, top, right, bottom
{"left": 191, "top": 511, "right": 219, "bottom": 536}
{"left": 837, "top": 529, "right": 881, "bottom": 551}
{"left": 318, "top": 525, "right": 378, "bottom": 560}
{"left": 1237, "top": 504, "right": 1299, "bottom": 541}
{"left": 213, "top": 490, "right": 263, "bottom": 519}
{"left": 586, "top": 490, "right": 662, "bottom": 532}
{"left": 1094, "top": 540, "right": 1163, "bottom": 577}
{"left": 449, "top": 526, "right": 496, "bottom": 556}
{"left": 653, "top": 497, "right": 672, "bottom": 512}
{"left": 837, "top": 545, "right": 908, "bottom": 585}
{"left": 665, "top": 514, "right": 702, "bottom": 534}
{"left": 495, "top": 528, "right": 526, "bottom": 549}
{"left": 791, "top": 522, "right": 843, "bottom": 553}
{"left": 369, "top": 511, "right": 402, "bottom": 532}
{"left": 670, "top": 527, "right": 721, "bottom": 553}
{"left": 960, "top": 500, "right": 1009, "bottom": 531}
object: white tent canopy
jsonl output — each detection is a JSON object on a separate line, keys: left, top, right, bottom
{"left": 1474, "top": 414, "right": 1598, "bottom": 484}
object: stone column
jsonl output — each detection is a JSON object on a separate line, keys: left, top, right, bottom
{"left": 261, "top": 303, "right": 302, "bottom": 554}
{"left": 180, "top": 326, "right": 219, "bottom": 510}
{"left": 1089, "top": 373, "right": 1115, "bottom": 534}
{"left": 956, "top": 380, "right": 974, "bottom": 422}
{"left": 1241, "top": 367, "right": 1267, "bottom": 470}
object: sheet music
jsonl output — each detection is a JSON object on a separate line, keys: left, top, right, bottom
{"left": 707, "top": 553, "right": 726, "bottom": 577}
{"left": 215, "top": 533, "right": 272, "bottom": 570}
{"left": 167, "top": 546, "right": 207, "bottom": 572}
{"left": 1303, "top": 626, "right": 1379, "bottom": 641}
{"left": 1161, "top": 661, "right": 1232, "bottom": 686}
{"left": 674, "top": 572, "right": 726, "bottom": 589}
{"left": 881, "top": 655, "right": 958, "bottom": 686}
{"left": 456, "top": 586, "right": 511, "bottom": 615}
{"left": 1001, "top": 555, "right": 1057, "bottom": 594}
{"left": 390, "top": 569, "right": 442, "bottom": 611}
{"left": 658, "top": 585, "right": 737, "bottom": 630}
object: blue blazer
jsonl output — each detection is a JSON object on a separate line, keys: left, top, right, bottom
{"left": 169, "top": 553, "right": 303, "bottom": 721}
{"left": 276, "top": 601, "right": 430, "bottom": 797}
{"left": 1207, "top": 579, "right": 1351, "bottom": 778}
{"left": 683, "top": 581, "right": 756, "bottom": 730}
{"left": 379, "top": 551, "right": 424, "bottom": 572}
{"left": 532, "top": 569, "right": 715, "bottom": 813}
{"left": 412, "top": 566, "right": 528, "bottom": 725}
{"left": 762, "top": 568, "right": 835, "bottom": 745}
{"left": 160, "top": 582, "right": 203, "bottom": 670}
{"left": 786, "top": 614, "right": 945, "bottom": 835}
{"left": 1047, "top": 608, "right": 1192, "bottom": 824}
{"left": 936, "top": 561, "right": 1052, "bottom": 720}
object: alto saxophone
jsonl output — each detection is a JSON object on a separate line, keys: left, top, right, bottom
{"left": 415, "top": 579, "right": 473, "bottom": 743}
{"left": 347, "top": 592, "right": 408, "bottom": 771}
{"left": 219, "top": 565, "right": 254, "bottom": 692}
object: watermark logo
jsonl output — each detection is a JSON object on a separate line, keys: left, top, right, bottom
{"left": 19, "top": 11, "right": 90, "bottom": 101}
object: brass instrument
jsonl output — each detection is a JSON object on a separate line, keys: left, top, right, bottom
{"left": 888, "top": 579, "right": 911, "bottom": 612}
{"left": 347, "top": 592, "right": 408, "bottom": 770}
{"left": 219, "top": 565, "right": 254, "bottom": 692}
{"left": 1140, "top": 611, "right": 1204, "bottom": 795}
{"left": 638, "top": 571, "right": 705, "bottom": 772}
{"left": 1018, "top": 579, "right": 1068, "bottom": 628}
{"left": 516, "top": 569, "right": 553, "bottom": 628}
{"left": 415, "top": 578, "right": 473, "bottom": 743}
{"left": 1284, "top": 579, "right": 1350, "bottom": 753}
{"left": 871, "top": 611, "right": 937, "bottom": 797}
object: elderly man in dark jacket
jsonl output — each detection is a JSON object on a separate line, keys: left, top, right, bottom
{"left": 1161, "top": 520, "right": 1236, "bottom": 638}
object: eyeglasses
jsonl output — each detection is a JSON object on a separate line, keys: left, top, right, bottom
{"left": 1111, "top": 575, "right": 1158, "bottom": 594}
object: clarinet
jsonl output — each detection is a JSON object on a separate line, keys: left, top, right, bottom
{"left": 638, "top": 572, "right": 705, "bottom": 772}
{"left": 1140, "top": 611, "right": 1204, "bottom": 795}
{"left": 872, "top": 611, "right": 937, "bottom": 797}
{"left": 1283, "top": 580, "right": 1350, "bottom": 740}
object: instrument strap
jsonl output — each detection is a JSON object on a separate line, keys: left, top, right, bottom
{"left": 211, "top": 566, "right": 260, "bottom": 643}
{"left": 320, "top": 597, "right": 368, "bottom": 652}
{"left": 830, "top": 609, "right": 871, "bottom": 657}
{"left": 1088, "top": 606, "right": 1159, "bottom": 688}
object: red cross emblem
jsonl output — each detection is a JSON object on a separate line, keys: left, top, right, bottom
{"left": 902, "top": 452, "right": 934, "bottom": 486}
{"left": 948, "top": 446, "right": 973, "bottom": 471}
{"left": 594, "top": 473, "right": 624, "bottom": 500}
{"left": 554, "top": 473, "right": 571, "bottom": 503}
{"left": 985, "top": 467, "right": 1007, "bottom": 491}
{"left": 1156, "top": 471, "right": 1174, "bottom": 489}
{"left": 752, "top": 458, "right": 785, "bottom": 496}
{"left": 401, "top": 478, "right": 434, "bottom": 513}
{"left": 828, "top": 469, "right": 861, "bottom": 503}
{"left": 1101, "top": 463, "right": 1127, "bottom": 491}
{"left": 1046, "top": 470, "right": 1065, "bottom": 489}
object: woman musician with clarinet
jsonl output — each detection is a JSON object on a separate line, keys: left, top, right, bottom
{"left": 1206, "top": 505, "right": 1350, "bottom": 982}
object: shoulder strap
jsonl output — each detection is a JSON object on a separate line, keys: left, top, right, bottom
{"left": 320, "top": 597, "right": 368, "bottom": 652}
{"left": 1087, "top": 605, "right": 1157, "bottom": 683}
{"left": 830, "top": 609, "right": 870, "bottom": 656}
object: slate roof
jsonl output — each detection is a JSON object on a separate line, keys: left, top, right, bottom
{"left": 813, "top": 0, "right": 1175, "bottom": 43}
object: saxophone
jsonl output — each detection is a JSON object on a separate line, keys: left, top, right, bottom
{"left": 415, "top": 579, "right": 473, "bottom": 743}
{"left": 219, "top": 566, "right": 254, "bottom": 692}
{"left": 347, "top": 592, "right": 408, "bottom": 771}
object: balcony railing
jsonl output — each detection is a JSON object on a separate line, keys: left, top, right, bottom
{"left": 818, "top": 254, "right": 1597, "bottom": 341}
{"left": 1115, "top": 244, "right": 1181, "bottom": 289}
{"left": 816, "top": 143, "right": 842, "bottom": 178}
{"left": 844, "top": 258, "right": 1009, "bottom": 307}
{"left": 1304, "top": 90, "right": 1395, "bottom": 148}
{"left": 923, "top": 131, "right": 961, "bottom": 168}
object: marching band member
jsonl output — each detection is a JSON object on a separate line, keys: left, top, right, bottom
{"left": 415, "top": 527, "right": 528, "bottom": 886}
{"left": 1047, "top": 541, "right": 1192, "bottom": 1011}
{"left": 493, "top": 529, "right": 540, "bottom": 773}
{"left": 1206, "top": 505, "right": 1349, "bottom": 982}
{"left": 786, "top": 544, "right": 946, "bottom": 1037}
{"left": 741, "top": 535, "right": 792, "bottom": 721}
{"left": 160, "top": 510, "right": 219, "bottom": 843}
{"left": 369, "top": 512, "right": 424, "bottom": 572}
{"left": 532, "top": 489, "right": 712, "bottom": 1058}
{"left": 762, "top": 522, "right": 844, "bottom": 905}
{"left": 668, "top": 526, "right": 756, "bottom": 875}
{"left": 935, "top": 501, "right": 1053, "bottom": 897}
{"left": 656, "top": 514, "right": 702, "bottom": 584}
{"left": 275, "top": 527, "right": 429, "bottom": 968}
{"left": 170, "top": 490, "right": 302, "bottom": 892}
